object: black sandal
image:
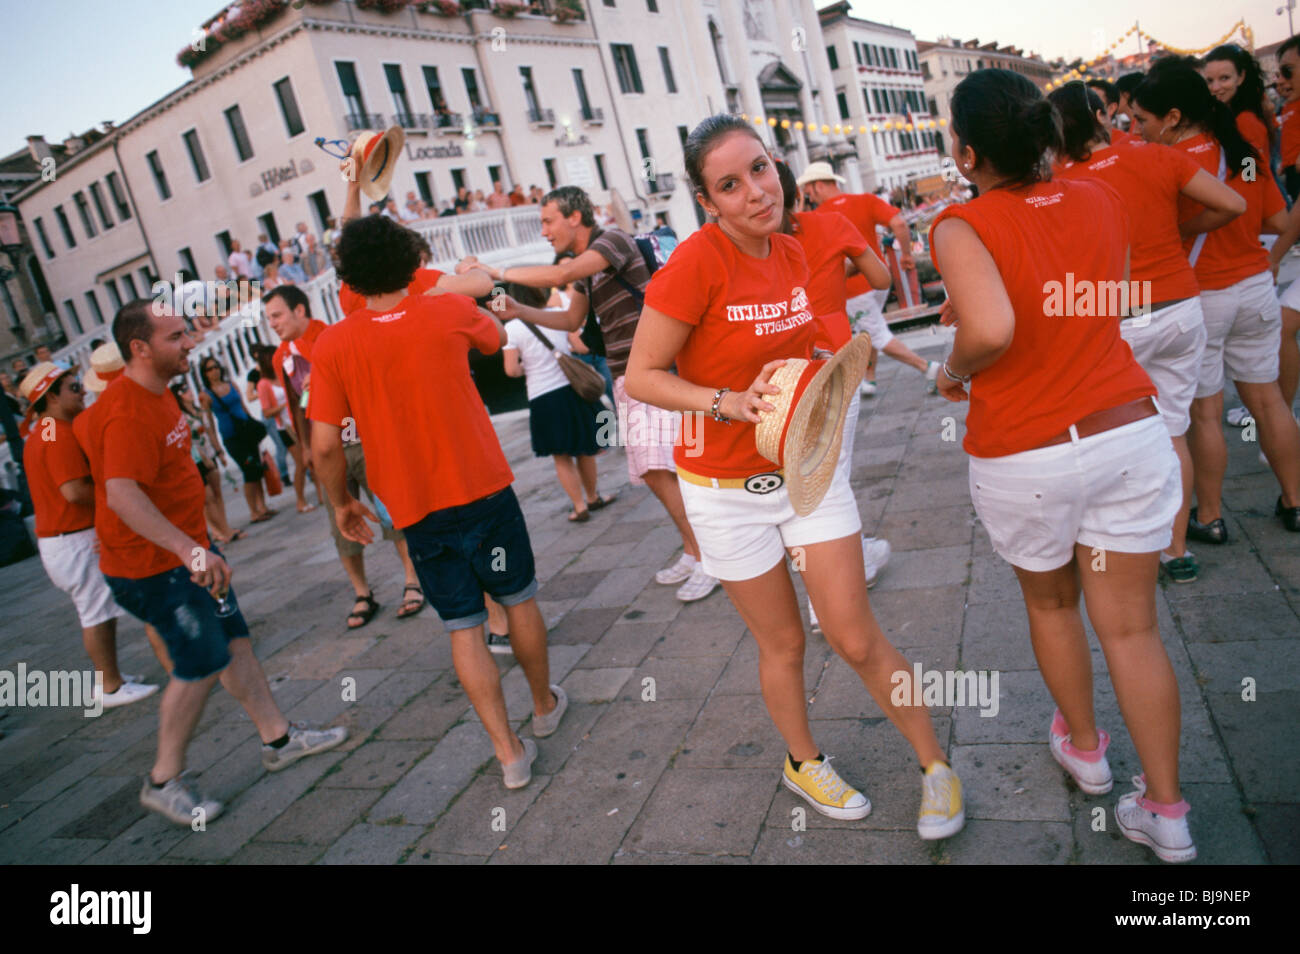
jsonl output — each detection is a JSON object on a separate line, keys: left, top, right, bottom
{"left": 397, "top": 584, "right": 425, "bottom": 619}
{"left": 586, "top": 493, "right": 618, "bottom": 512}
{"left": 347, "top": 591, "right": 379, "bottom": 629}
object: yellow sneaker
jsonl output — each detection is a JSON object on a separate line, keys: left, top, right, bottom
{"left": 782, "top": 754, "right": 871, "bottom": 820}
{"left": 918, "top": 761, "right": 964, "bottom": 840}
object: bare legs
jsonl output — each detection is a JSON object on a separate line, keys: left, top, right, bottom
{"left": 642, "top": 468, "right": 700, "bottom": 560}
{"left": 1190, "top": 382, "right": 1300, "bottom": 521}
{"left": 1164, "top": 434, "right": 1194, "bottom": 559}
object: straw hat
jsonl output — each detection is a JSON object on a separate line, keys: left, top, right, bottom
{"left": 754, "top": 333, "right": 872, "bottom": 516}
{"left": 19, "top": 361, "right": 73, "bottom": 408}
{"left": 84, "top": 342, "right": 125, "bottom": 393}
{"left": 351, "top": 126, "right": 405, "bottom": 201}
{"left": 795, "top": 161, "right": 846, "bottom": 187}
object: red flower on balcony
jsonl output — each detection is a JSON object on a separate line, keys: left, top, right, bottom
{"left": 358, "top": 0, "right": 413, "bottom": 11}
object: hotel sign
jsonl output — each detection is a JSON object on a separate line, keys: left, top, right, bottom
{"left": 249, "top": 157, "right": 315, "bottom": 197}
{"left": 404, "top": 143, "right": 465, "bottom": 161}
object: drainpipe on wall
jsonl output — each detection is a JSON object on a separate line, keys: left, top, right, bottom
{"left": 112, "top": 137, "right": 160, "bottom": 293}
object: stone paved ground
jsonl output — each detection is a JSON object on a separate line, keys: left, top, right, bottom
{"left": 0, "top": 326, "right": 1296, "bottom": 865}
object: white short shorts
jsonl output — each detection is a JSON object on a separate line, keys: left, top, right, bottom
{"left": 38, "top": 528, "right": 125, "bottom": 629}
{"left": 1197, "top": 270, "right": 1282, "bottom": 397}
{"left": 612, "top": 375, "right": 679, "bottom": 486}
{"left": 1120, "top": 296, "right": 1206, "bottom": 437}
{"left": 969, "top": 414, "right": 1180, "bottom": 572}
{"left": 1279, "top": 277, "right": 1300, "bottom": 312}
{"left": 678, "top": 459, "right": 863, "bottom": 582}
{"left": 846, "top": 289, "right": 893, "bottom": 350}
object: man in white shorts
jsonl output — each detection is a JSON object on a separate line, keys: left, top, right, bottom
{"left": 20, "top": 363, "right": 159, "bottom": 708}
{"left": 470, "top": 186, "right": 720, "bottom": 601}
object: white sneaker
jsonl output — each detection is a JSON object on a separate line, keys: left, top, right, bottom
{"left": 675, "top": 563, "right": 719, "bottom": 602}
{"left": 1115, "top": 776, "right": 1197, "bottom": 863}
{"left": 655, "top": 553, "right": 697, "bottom": 585}
{"left": 1048, "top": 710, "right": 1113, "bottom": 794}
{"left": 98, "top": 680, "right": 159, "bottom": 709}
{"left": 859, "top": 380, "right": 877, "bottom": 397}
{"left": 862, "top": 536, "right": 891, "bottom": 588}
{"left": 925, "top": 361, "right": 940, "bottom": 394}
{"left": 1226, "top": 405, "right": 1251, "bottom": 427}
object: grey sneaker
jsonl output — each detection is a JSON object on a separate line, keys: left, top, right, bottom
{"left": 532, "top": 685, "right": 568, "bottom": 738}
{"left": 140, "top": 771, "right": 223, "bottom": 826}
{"left": 262, "top": 722, "right": 348, "bottom": 772}
{"left": 487, "top": 631, "right": 513, "bottom": 655}
{"left": 503, "top": 738, "right": 537, "bottom": 789}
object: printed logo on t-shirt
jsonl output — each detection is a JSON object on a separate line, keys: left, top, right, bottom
{"left": 1088, "top": 154, "right": 1119, "bottom": 171}
{"left": 1025, "top": 192, "right": 1064, "bottom": 208}
{"left": 1187, "top": 142, "right": 1214, "bottom": 155}
{"left": 724, "top": 286, "right": 814, "bottom": 337}
{"left": 372, "top": 310, "right": 406, "bottom": 324}
{"left": 164, "top": 415, "right": 188, "bottom": 449}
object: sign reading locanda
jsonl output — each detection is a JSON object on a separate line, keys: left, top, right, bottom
{"left": 405, "top": 143, "right": 464, "bottom": 160}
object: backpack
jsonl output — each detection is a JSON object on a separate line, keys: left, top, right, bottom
{"left": 612, "top": 225, "right": 678, "bottom": 303}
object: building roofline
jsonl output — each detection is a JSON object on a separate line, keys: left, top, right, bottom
{"left": 819, "top": 3, "right": 916, "bottom": 39}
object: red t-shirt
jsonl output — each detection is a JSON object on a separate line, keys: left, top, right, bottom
{"left": 644, "top": 223, "right": 816, "bottom": 478}
{"left": 1279, "top": 100, "right": 1300, "bottom": 167}
{"left": 814, "top": 192, "right": 900, "bottom": 297}
{"left": 790, "top": 210, "right": 869, "bottom": 351}
{"left": 1236, "top": 110, "right": 1270, "bottom": 162}
{"left": 307, "top": 292, "right": 512, "bottom": 527}
{"left": 928, "top": 179, "right": 1155, "bottom": 458}
{"left": 1175, "top": 133, "right": 1284, "bottom": 291}
{"left": 337, "top": 267, "right": 444, "bottom": 318}
{"left": 74, "top": 377, "right": 208, "bottom": 578}
{"left": 1110, "top": 127, "right": 1139, "bottom": 146}
{"left": 23, "top": 416, "right": 94, "bottom": 537}
{"left": 1055, "top": 140, "right": 1201, "bottom": 304}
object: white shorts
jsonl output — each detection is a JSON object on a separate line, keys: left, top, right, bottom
{"left": 969, "top": 414, "right": 1180, "bottom": 572}
{"left": 1197, "top": 270, "right": 1282, "bottom": 397}
{"left": 678, "top": 459, "right": 863, "bottom": 582}
{"left": 38, "top": 528, "right": 125, "bottom": 629}
{"left": 846, "top": 289, "right": 893, "bottom": 349}
{"left": 1120, "top": 297, "right": 1206, "bottom": 437}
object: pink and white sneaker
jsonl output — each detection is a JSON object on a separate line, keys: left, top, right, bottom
{"left": 1115, "top": 775, "right": 1197, "bottom": 863}
{"left": 1048, "top": 709, "right": 1113, "bottom": 794}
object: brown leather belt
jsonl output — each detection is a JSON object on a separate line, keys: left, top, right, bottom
{"left": 1035, "top": 397, "right": 1158, "bottom": 449}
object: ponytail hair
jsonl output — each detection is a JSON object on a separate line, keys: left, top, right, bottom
{"left": 1203, "top": 44, "right": 1272, "bottom": 147}
{"left": 951, "top": 69, "right": 1062, "bottom": 185}
{"left": 1047, "top": 81, "right": 1108, "bottom": 162}
{"left": 1134, "top": 56, "right": 1257, "bottom": 178}
{"left": 775, "top": 159, "right": 798, "bottom": 234}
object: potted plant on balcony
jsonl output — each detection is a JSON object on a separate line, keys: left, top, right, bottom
{"left": 552, "top": 0, "right": 584, "bottom": 22}
{"left": 492, "top": 1, "right": 527, "bottom": 17}
{"left": 358, "top": 0, "right": 412, "bottom": 11}
{"left": 417, "top": 0, "right": 461, "bottom": 14}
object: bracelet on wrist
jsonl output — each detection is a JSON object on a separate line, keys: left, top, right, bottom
{"left": 943, "top": 360, "right": 971, "bottom": 385}
{"left": 711, "top": 387, "right": 732, "bottom": 424}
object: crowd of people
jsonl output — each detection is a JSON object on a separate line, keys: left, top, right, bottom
{"left": 11, "top": 41, "right": 1300, "bottom": 864}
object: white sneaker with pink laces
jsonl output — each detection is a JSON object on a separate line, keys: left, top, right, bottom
{"left": 1048, "top": 709, "right": 1113, "bottom": 794}
{"left": 1115, "top": 775, "right": 1197, "bottom": 863}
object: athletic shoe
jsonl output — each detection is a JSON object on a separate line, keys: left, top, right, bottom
{"left": 859, "top": 380, "right": 877, "bottom": 397}
{"left": 503, "top": 738, "right": 537, "bottom": 789}
{"left": 1048, "top": 709, "right": 1113, "bottom": 794}
{"left": 139, "top": 771, "right": 223, "bottom": 827}
{"left": 655, "top": 553, "right": 697, "bottom": 585}
{"left": 675, "top": 563, "right": 719, "bottom": 602}
{"left": 917, "top": 762, "right": 965, "bottom": 840}
{"left": 1225, "top": 405, "right": 1252, "bottom": 427}
{"left": 531, "top": 685, "right": 568, "bottom": 738}
{"left": 97, "top": 680, "right": 159, "bottom": 709}
{"left": 925, "top": 361, "right": 940, "bottom": 394}
{"left": 262, "top": 723, "right": 348, "bottom": 772}
{"left": 1115, "top": 775, "right": 1197, "bottom": 863}
{"left": 862, "top": 536, "right": 891, "bottom": 587}
{"left": 1159, "top": 551, "right": 1199, "bottom": 584}
{"left": 1186, "top": 507, "right": 1228, "bottom": 545}
{"left": 782, "top": 754, "right": 871, "bottom": 819}
{"left": 487, "top": 631, "right": 513, "bottom": 655}
{"left": 1277, "top": 497, "right": 1300, "bottom": 532}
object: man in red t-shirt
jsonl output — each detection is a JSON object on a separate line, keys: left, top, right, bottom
{"left": 20, "top": 362, "right": 159, "bottom": 709}
{"left": 84, "top": 300, "right": 347, "bottom": 827}
{"left": 309, "top": 215, "right": 564, "bottom": 790}
{"left": 797, "top": 163, "right": 939, "bottom": 395}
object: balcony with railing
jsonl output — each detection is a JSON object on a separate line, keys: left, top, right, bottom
{"left": 344, "top": 112, "right": 387, "bottom": 132}
{"left": 647, "top": 171, "right": 676, "bottom": 196}
{"left": 393, "top": 111, "right": 429, "bottom": 131}
{"left": 580, "top": 106, "right": 604, "bottom": 124}
{"left": 472, "top": 107, "right": 501, "bottom": 129}
{"left": 430, "top": 110, "right": 464, "bottom": 132}
{"left": 527, "top": 107, "right": 556, "bottom": 127}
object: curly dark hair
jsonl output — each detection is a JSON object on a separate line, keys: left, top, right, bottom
{"left": 335, "top": 214, "right": 423, "bottom": 296}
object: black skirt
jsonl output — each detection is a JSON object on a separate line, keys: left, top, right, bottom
{"left": 529, "top": 385, "right": 602, "bottom": 457}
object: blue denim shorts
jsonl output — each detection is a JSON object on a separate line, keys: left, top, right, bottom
{"left": 104, "top": 544, "right": 248, "bottom": 681}
{"left": 401, "top": 486, "right": 538, "bottom": 632}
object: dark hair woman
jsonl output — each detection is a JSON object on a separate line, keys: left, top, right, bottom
{"left": 625, "top": 114, "right": 964, "bottom": 841}
{"left": 931, "top": 68, "right": 1192, "bottom": 862}
{"left": 1202, "top": 45, "right": 1275, "bottom": 163}
{"left": 254, "top": 345, "right": 314, "bottom": 514}
{"left": 171, "top": 380, "right": 241, "bottom": 544}
{"left": 1049, "top": 79, "right": 1246, "bottom": 581}
{"left": 1132, "top": 60, "right": 1300, "bottom": 540}
{"left": 197, "top": 355, "right": 274, "bottom": 523}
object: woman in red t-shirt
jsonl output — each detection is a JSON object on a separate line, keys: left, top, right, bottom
{"left": 1050, "top": 80, "right": 1245, "bottom": 582}
{"left": 931, "top": 69, "right": 1193, "bottom": 862}
{"left": 626, "top": 114, "right": 963, "bottom": 842}
{"left": 1132, "top": 60, "right": 1300, "bottom": 538}
{"left": 1203, "top": 45, "right": 1277, "bottom": 172}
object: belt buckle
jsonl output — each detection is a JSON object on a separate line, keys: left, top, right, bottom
{"left": 744, "top": 472, "right": 784, "bottom": 494}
